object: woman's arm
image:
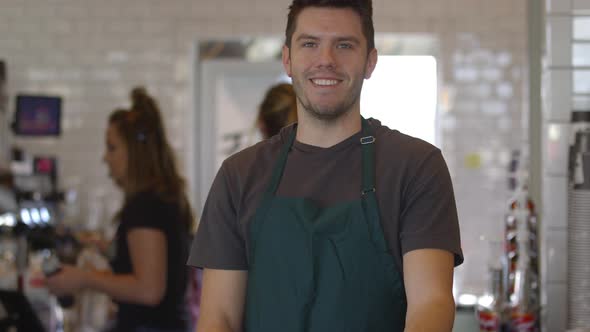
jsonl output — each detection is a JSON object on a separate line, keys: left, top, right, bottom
{"left": 75, "top": 231, "right": 111, "bottom": 257}
{"left": 47, "top": 228, "right": 167, "bottom": 306}
{"left": 85, "top": 228, "right": 167, "bottom": 306}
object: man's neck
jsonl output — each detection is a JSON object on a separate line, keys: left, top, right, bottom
{"left": 295, "top": 109, "right": 361, "bottom": 148}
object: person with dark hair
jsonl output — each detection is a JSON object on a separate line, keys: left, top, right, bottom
{"left": 257, "top": 83, "right": 297, "bottom": 139}
{"left": 46, "top": 87, "right": 195, "bottom": 332}
{"left": 189, "top": 0, "right": 463, "bottom": 331}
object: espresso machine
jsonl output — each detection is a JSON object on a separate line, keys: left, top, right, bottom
{"left": 0, "top": 146, "right": 80, "bottom": 332}
{"left": 0, "top": 65, "right": 75, "bottom": 331}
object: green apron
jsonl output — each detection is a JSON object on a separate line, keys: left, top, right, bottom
{"left": 245, "top": 118, "right": 407, "bottom": 332}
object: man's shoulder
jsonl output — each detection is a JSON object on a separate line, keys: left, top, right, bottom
{"left": 222, "top": 125, "right": 290, "bottom": 177}
{"left": 370, "top": 118, "right": 440, "bottom": 158}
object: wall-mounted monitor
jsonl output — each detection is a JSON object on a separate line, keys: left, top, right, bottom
{"left": 13, "top": 95, "right": 61, "bottom": 136}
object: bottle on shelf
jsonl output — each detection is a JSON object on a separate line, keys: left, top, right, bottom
{"left": 503, "top": 150, "right": 540, "bottom": 331}
{"left": 476, "top": 268, "right": 508, "bottom": 332}
{"left": 505, "top": 176, "right": 539, "bottom": 331}
{"left": 507, "top": 224, "right": 539, "bottom": 332}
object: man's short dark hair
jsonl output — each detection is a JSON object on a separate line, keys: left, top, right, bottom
{"left": 285, "top": 0, "right": 375, "bottom": 53}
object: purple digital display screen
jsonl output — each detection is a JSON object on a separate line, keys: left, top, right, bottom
{"left": 15, "top": 95, "right": 61, "bottom": 136}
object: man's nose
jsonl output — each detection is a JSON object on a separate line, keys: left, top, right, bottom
{"left": 317, "top": 46, "right": 336, "bottom": 68}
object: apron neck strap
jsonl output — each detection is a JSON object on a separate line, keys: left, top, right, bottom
{"left": 266, "top": 124, "right": 297, "bottom": 195}
{"left": 266, "top": 117, "right": 376, "bottom": 196}
{"left": 360, "top": 118, "right": 376, "bottom": 195}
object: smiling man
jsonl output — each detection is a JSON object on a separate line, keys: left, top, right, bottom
{"left": 188, "top": 1, "right": 463, "bottom": 331}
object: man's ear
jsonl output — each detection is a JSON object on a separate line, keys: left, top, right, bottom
{"left": 282, "top": 45, "right": 292, "bottom": 77}
{"left": 364, "top": 48, "right": 378, "bottom": 79}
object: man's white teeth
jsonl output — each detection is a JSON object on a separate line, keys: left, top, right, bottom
{"left": 312, "top": 79, "right": 339, "bottom": 86}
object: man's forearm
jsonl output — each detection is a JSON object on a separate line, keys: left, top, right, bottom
{"left": 404, "top": 297, "right": 455, "bottom": 332}
{"left": 85, "top": 270, "right": 163, "bottom": 306}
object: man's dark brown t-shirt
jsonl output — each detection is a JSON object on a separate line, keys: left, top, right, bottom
{"left": 188, "top": 118, "right": 463, "bottom": 271}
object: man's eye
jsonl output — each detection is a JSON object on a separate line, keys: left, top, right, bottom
{"left": 302, "top": 42, "right": 316, "bottom": 48}
{"left": 338, "top": 43, "right": 353, "bottom": 49}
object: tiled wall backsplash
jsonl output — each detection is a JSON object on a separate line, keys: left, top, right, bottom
{"left": 0, "top": 0, "right": 527, "bottom": 301}
{"left": 544, "top": 0, "right": 590, "bottom": 331}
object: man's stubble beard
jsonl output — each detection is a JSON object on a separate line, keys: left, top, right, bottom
{"left": 292, "top": 74, "right": 365, "bottom": 121}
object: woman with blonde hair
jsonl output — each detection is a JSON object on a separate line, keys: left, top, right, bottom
{"left": 257, "top": 83, "right": 297, "bottom": 139}
{"left": 47, "top": 87, "right": 194, "bottom": 332}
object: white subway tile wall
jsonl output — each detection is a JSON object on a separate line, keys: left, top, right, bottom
{"left": 547, "top": 16, "right": 572, "bottom": 67}
{"left": 548, "top": 0, "right": 573, "bottom": 14}
{"left": 544, "top": 122, "right": 572, "bottom": 176}
{"left": 544, "top": 0, "right": 590, "bottom": 331}
{"left": 542, "top": 229, "right": 568, "bottom": 283}
{"left": 0, "top": 0, "right": 527, "bottom": 308}
{"left": 574, "top": 0, "right": 590, "bottom": 12}
{"left": 543, "top": 69, "right": 573, "bottom": 121}
{"left": 573, "top": 43, "right": 590, "bottom": 66}
{"left": 543, "top": 283, "right": 568, "bottom": 332}
{"left": 542, "top": 175, "right": 569, "bottom": 229}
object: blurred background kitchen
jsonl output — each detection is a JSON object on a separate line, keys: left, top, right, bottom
{"left": 0, "top": 0, "right": 588, "bottom": 331}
